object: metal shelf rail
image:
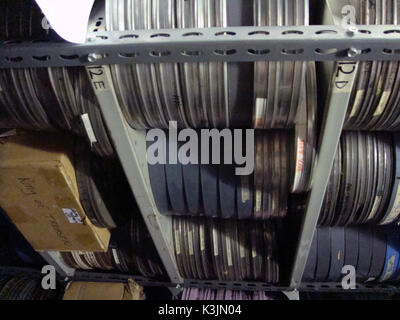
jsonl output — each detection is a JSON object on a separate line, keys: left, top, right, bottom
{"left": 1, "top": 24, "right": 400, "bottom": 291}
{"left": 73, "top": 271, "right": 178, "bottom": 289}
{"left": 1, "top": 267, "right": 399, "bottom": 295}
{"left": 2, "top": 25, "right": 400, "bottom": 68}
{"left": 73, "top": 271, "right": 400, "bottom": 294}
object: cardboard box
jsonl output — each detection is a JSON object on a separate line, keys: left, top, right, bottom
{"left": 63, "top": 281, "right": 145, "bottom": 300}
{"left": 0, "top": 132, "right": 110, "bottom": 251}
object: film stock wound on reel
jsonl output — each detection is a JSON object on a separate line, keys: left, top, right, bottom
{"left": 2, "top": 0, "right": 400, "bottom": 288}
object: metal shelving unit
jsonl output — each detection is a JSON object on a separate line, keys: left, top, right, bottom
{"left": 2, "top": 22, "right": 400, "bottom": 293}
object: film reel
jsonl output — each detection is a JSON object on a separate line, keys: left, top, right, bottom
{"left": 172, "top": 216, "right": 279, "bottom": 283}
{"left": 105, "top": 0, "right": 253, "bottom": 129}
{"left": 304, "top": 226, "right": 400, "bottom": 284}
{"left": 319, "top": 132, "right": 396, "bottom": 226}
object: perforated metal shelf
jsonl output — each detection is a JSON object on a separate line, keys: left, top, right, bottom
{"left": 2, "top": 25, "right": 400, "bottom": 69}
{"left": 72, "top": 271, "right": 400, "bottom": 293}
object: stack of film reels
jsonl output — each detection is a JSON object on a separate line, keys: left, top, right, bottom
{"left": 0, "top": 276, "right": 62, "bottom": 300}
{"left": 60, "top": 216, "right": 166, "bottom": 279}
{"left": 303, "top": 226, "right": 400, "bottom": 284}
{"left": 61, "top": 137, "right": 167, "bottom": 279}
{"left": 0, "top": 0, "right": 170, "bottom": 281}
{"left": 0, "top": 0, "right": 319, "bottom": 285}
{"left": 0, "top": 0, "right": 114, "bottom": 158}
{"left": 5, "top": 0, "right": 400, "bottom": 289}
{"left": 121, "top": 0, "right": 318, "bottom": 284}
{"left": 303, "top": 0, "right": 400, "bottom": 285}
{"left": 181, "top": 287, "right": 280, "bottom": 300}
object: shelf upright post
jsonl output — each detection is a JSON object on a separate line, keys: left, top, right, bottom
{"left": 80, "top": 1, "right": 183, "bottom": 286}
{"left": 85, "top": 64, "right": 183, "bottom": 285}
{"left": 289, "top": 60, "right": 358, "bottom": 288}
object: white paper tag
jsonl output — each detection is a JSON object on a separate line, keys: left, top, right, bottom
{"left": 254, "top": 98, "right": 267, "bottom": 125}
{"left": 241, "top": 176, "right": 250, "bottom": 203}
{"left": 213, "top": 228, "right": 219, "bottom": 256}
{"left": 239, "top": 242, "right": 246, "bottom": 259}
{"left": 62, "top": 208, "right": 83, "bottom": 224}
{"left": 349, "top": 90, "right": 364, "bottom": 118}
{"left": 200, "top": 225, "right": 205, "bottom": 252}
{"left": 252, "top": 245, "right": 258, "bottom": 258}
{"left": 174, "top": 229, "right": 181, "bottom": 255}
{"left": 226, "top": 237, "right": 233, "bottom": 267}
{"left": 188, "top": 231, "right": 194, "bottom": 256}
{"left": 112, "top": 249, "right": 120, "bottom": 265}
{"left": 374, "top": 91, "right": 391, "bottom": 116}
{"left": 81, "top": 113, "right": 98, "bottom": 146}
{"left": 367, "top": 196, "right": 382, "bottom": 221}
{"left": 255, "top": 191, "right": 262, "bottom": 213}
